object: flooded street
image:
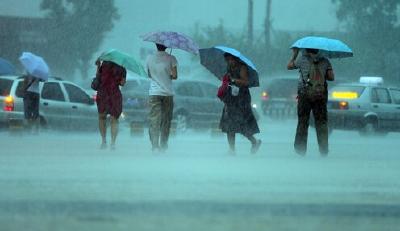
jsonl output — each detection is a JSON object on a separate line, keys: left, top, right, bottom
{"left": 1, "top": 118, "right": 399, "bottom": 230}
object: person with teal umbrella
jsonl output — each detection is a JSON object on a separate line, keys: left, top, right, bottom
{"left": 93, "top": 49, "right": 147, "bottom": 150}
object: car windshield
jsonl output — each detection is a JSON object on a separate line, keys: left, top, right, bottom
{"left": 0, "top": 79, "right": 13, "bottom": 96}
{"left": 330, "top": 86, "right": 366, "bottom": 99}
{"left": 266, "top": 79, "right": 298, "bottom": 98}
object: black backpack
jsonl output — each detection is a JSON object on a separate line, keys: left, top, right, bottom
{"left": 304, "top": 61, "right": 326, "bottom": 99}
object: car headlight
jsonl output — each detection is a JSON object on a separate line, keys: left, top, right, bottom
{"left": 252, "top": 103, "right": 257, "bottom": 109}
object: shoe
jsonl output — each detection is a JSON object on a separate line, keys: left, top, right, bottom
{"left": 228, "top": 149, "right": 236, "bottom": 156}
{"left": 160, "top": 144, "right": 168, "bottom": 153}
{"left": 110, "top": 143, "right": 116, "bottom": 151}
{"left": 251, "top": 140, "right": 262, "bottom": 154}
{"left": 294, "top": 148, "right": 306, "bottom": 156}
{"left": 152, "top": 146, "right": 160, "bottom": 154}
{"left": 320, "top": 148, "right": 329, "bottom": 156}
{"left": 100, "top": 142, "right": 107, "bottom": 150}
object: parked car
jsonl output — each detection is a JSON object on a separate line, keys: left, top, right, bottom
{"left": 122, "top": 78, "right": 222, "bottom": 132}
{"left": 0, "top": 75, "right": 97, "bottom": 130}
{"left": 261, "top": 77, "right": 298, "bottom": 119}
{"left": 121, "top": 75, "right": 151, "bottom": 125}
{"left": 327, "top": 77, "right": 400, "bottom": 135}
{"left": 173, "top": 80, "right": 223, "bottom": 131}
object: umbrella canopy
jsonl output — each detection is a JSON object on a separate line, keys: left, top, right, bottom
{"left": 291, "top": 36, "right": 353, "bottom": 59}
{"left": 199, "top": 46, "right": 259, "bottom": 88}
{"left": 141, "top": 31, "right": 199, "bottom": 55}
{"left": 19, "top": 52, "right": 49, "bottom": 81}
{"left": 0, "top": 57, "right": 16, "bottom": 75}
{"left": 98, "top": 49, "right": 147, "bottom": 77}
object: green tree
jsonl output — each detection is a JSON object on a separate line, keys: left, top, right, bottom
{"left": 332, "top": 0, "right": 400, "bottom": 83}
{"left": 40, "top": 0, "right": 119, "bottom": 79}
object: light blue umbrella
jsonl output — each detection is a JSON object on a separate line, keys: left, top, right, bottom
{"left": 291, "top": 36, "right": 353, "bottom": 59}
{"left": 199, "top": 46, "right": 259, "bottom": 87}
{"left": 19, "top": 52, "right": 49, "bottom": 81}
{"left": 0, "top": 57, "right": 16, "bottom": 75}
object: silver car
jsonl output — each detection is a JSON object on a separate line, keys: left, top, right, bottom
{"left": 0, "top": 75, "right": 97, "bottom": 130}
{"left": 328, "top": 79, "right": 400, "bottom": 135}
{"left": 122, "top": 79, "right": 224, "bottom": 130}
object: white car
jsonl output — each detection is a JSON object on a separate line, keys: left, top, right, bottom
{"left": 0, "top": 75, "right": 98, "bottom": 130}
{"left": 328, "top": 77, "right": 400, "bottom": 135}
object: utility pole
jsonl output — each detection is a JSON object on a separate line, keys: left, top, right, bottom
{"left": 247, "top": 0, "right": 254, "bottom": 46}
{"left": 264, "top": 0, "right": 272, "bottom": 50}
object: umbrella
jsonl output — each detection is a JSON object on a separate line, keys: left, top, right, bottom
{"left": 19, "top": 52, "right": 49, "bottom": 81}
{"left": 98, "top": 49, "right": 147, "bottom": 77}
{"left": 0, "top": 57, "right": 16, "bottom": 75}
{"left": 199, "top": 46, "right": 259, "bottom": 88}
{"left": 141, "top": 31, "right": 199, "bottom": 55}
{"left": 291, "top": 36, "right": 353, "bottom": 59}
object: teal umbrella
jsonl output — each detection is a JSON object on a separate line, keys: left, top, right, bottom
{"left": 98, "top": 49, "right": 147, "bottom": 77}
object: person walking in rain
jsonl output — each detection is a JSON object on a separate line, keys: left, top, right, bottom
{"left": 95, "top": 59, "right": 126, "bottom": 150}
{"left": 146, "top": 43, "right": 178, "bottom": 153}
{"left": 219, "top": 53, "right": 261, "bottom": 155}
{"left": 23, "top": 74, "right": 40, "bottom": 133}
{"left": 287, "top": 48, "right": 334, "bottom": 156}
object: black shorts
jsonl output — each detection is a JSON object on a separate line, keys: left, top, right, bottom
{"left": 23, "top": 92, "right": 40, "bottom": 120}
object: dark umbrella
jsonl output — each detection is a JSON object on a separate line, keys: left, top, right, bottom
{"left": 0, "top": 57, "right": 16, "bottom": 75}
{"left": 199, "top": 46, "right": 259, "bottom": 88}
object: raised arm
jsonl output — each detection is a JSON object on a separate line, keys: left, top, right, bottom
{"left": 326, "top": 69, "right": 335, "bottom": 81}
{"left": 170, "top": 65, "right": 178, "bottom": 80}
{"left": 287, "top": 48, "right": 299, "bottom": 70}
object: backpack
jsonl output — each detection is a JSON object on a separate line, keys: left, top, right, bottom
{"left": 305, "top": 61, "right": 326, "bottom": 99}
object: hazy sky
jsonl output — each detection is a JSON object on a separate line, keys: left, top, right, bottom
{"left": 0, "top": 0, "right": 338, "bottom": 73}
{"left": 0, "top": 0, "right": 338, "bottom": 48}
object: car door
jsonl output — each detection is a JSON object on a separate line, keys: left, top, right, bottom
{"left": 40, "top": 81, "right": 69, "bottom": 128}
{"left": 389, "top": 88, "right": 400, "bottom": 129}
{"left": 370, "top": 87, "right": 396, "bottom": 129}
{"left": 198, "top": 82, "right": 223, "bottom": 120}
{"left": 175, "top": 82, "right": 205, "bottom": 120}
{"left": 63, "top": 82, "right": 97, "bottom": 129}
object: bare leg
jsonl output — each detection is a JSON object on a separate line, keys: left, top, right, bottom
{"left": 246, "top": 134, "right": 261, "bottom": 154}
{"left": 246, "top": 135, "right": 257, "bottom": 145}
{"left": 227, "top": 132, "right": 235, "bottom": 154}
{"left": 98, "top": 113, "right": 107, "bottom": 148}
{"left": 110, "top": 116, "right": 119, "bottom": 148}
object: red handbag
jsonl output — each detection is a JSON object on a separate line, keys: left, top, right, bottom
{"left": 217, "top": 74, "right": 230, "bottom": 100}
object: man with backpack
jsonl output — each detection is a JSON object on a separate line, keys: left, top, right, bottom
{"left": 287, "top": 48, "right": 335, "bottom": 156}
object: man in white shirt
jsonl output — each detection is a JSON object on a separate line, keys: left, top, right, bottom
{"left": 146, "top": 43, "right": 178, "bottom": 152}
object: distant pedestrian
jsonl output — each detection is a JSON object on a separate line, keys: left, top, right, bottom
{"left": 219, "top": 53, "right": 261, "bottom": 155}
{"left": 287, "top": 48, "right": 335, "bottom": 156}
{"left": 95, "top": 60, "right": 126, "bottom": 150}
{"left": 23, "top": 74, "right": 40, "bottom": 133}
{"left": 146, "top": 43, "right": 178, "bottom": 153}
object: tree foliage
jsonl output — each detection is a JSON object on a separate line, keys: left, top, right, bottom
{"left": 332, "top": 0, "right": 400, "bottom": 83}
{"left": 40, "top": 0, "right": 119, "bottom": 79}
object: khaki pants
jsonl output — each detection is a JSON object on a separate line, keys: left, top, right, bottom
{"left": 149, "top": 95, "right": 174, "bottom": 149}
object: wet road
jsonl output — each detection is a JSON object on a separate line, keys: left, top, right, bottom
{"left": 0, "top": 118, "right": 399, "bottom": 230}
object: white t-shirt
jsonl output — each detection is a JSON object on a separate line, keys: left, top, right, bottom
{"left": 146, "top": 51, "right": 178, "bottom": 96}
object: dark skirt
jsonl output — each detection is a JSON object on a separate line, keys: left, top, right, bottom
{"left": 96, "top": 90, "right": 123, "bottom": 119}
{"left": 219, "top": 87, "right": 260, "bottom": 137}
{"left": 23, "top": 91, "right": 40, "bottom": 120}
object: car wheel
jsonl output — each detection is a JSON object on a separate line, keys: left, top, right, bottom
{"left": 359, "top": 122, "right": 377, "bottom": 136}
{"left": 176, "top": 113, "right": 189, "bottom": 133}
